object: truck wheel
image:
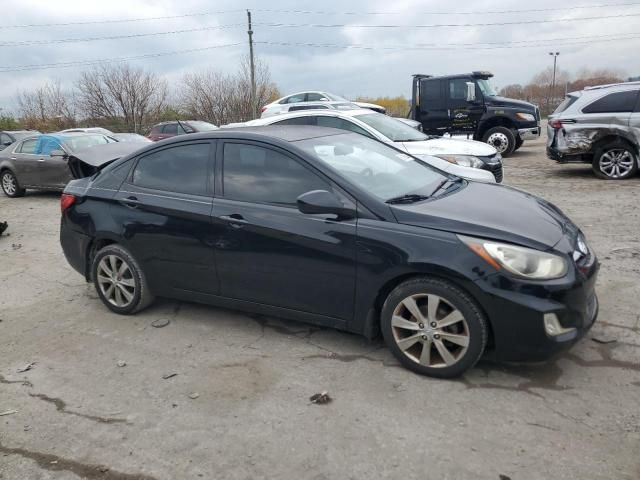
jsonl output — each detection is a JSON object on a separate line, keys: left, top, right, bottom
{"left": 592, "top": 141, "right": 638, "bottom": 180}
{"left": 514, "top": 136, "right": 524, "bottom": 151}
{"left": 483, "top": 127, "right": 516, "bottom": 157}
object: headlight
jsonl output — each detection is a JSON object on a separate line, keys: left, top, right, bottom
{"left": 459, "top": 235, "right": 568, "bottom": 279}
{"left": 515, "top": 112, "right": 536, "bottom": 121}
{"left": 435, "top": 155, "right": 484, "bottom": 169}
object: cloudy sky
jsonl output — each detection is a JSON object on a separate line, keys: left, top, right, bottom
{"left": 1, "top": 0, "right": 639, "bottom": 113}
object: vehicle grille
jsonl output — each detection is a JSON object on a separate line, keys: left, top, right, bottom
{"left": 481, "top": 155, "right": 504, "bottom": 183}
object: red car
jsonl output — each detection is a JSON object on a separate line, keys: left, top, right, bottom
{"left": 147, "top": 120, "right": 218, "bottom": 141}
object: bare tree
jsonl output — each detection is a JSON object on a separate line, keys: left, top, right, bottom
{"left": 76, "top": 63, "right": 168, "bottom": 132}
{"left": 17, "top": 80, "right": 76, "bottom": 131}
{"left": 179, "top": 57, "right": 280, "bottom": 125}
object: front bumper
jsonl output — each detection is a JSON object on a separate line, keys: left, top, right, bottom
{"left": 518, "top": 127, "right": 541, "bottom": 141}
{"left": 471, "top": 259, "right": 599, "bottom": 362}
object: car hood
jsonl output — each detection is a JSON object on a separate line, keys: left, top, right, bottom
{"left": 390, "top": 182, "right": 573, "bottom": 250}
{"left": 398, "top": 137, "right": 497, "bottom": 157}
{"left": 485, "top": 95, "right": 537, "bottom": 111}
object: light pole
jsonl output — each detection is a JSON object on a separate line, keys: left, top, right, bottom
{"left": 549, "top": 52, "right": 560, "bottom": 106}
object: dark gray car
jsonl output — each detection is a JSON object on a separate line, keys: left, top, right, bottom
{"left": 0, "top": 132, "right": 118, "bottom": 197}
{"left": 0, "top": 130, "right": 41, "bottom": 150}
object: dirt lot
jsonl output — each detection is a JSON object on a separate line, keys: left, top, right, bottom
{"left": 1, "top": 136, "right": 639, "bottom": 480}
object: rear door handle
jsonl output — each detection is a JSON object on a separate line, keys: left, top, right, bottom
{"left": 38, "top": 158, "right": 46, "bottom": 163}
{"left": 122, "top": 195, "right": 141, "bottom": 208}
{"left": 219, "top": 214, "right": 248, "bottom": 228}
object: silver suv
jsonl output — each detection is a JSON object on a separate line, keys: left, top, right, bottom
{"left": 547, "top": 82, "right": 640, "bottom": 179}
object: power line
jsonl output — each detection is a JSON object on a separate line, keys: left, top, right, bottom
{"left": 253, "top": 2, "right": 640, "bottom": 15}
{"left": 0, "top": 24, "right": 243, "bottom": 47}
{"left": 0, "top": 43, "right": 243, "bottom": 73}
{"left": 259, "top": 35, "right": 640, "bottom": 51}
{"left": 2, "top": 2, "right": 638, "bottom": 29}
{"left": 256, "top": 12, "right": 640, "bottom": 29}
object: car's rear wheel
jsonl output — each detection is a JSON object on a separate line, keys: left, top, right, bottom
{"left": 1, "top": 170, "right": 25, "bottom": 198}
{"left": 483, "top": 127, "right": 516, "bottom": 157}
{"left": 381, "top": 278, "right": 488, "bottom": 378}
{"left": 92, "top": 244, "right": 154, "bottom": 315}
{"left": 592, "top": 142, "right": 638, "bottom": 180}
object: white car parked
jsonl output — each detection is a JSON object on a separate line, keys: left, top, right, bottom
{"left": 261, "top": 91, "right": 386, "bottom": 118}
{"left": 233, "top": 109, "right": 503, "bottom": 183}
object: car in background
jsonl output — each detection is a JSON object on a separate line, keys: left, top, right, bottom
{"left": 261, "top": 91, "right": 386, "bottom": 118}
{"left": 147, "top": 120, "right": 218, "bottom": 141}
{"left": 547, "top": 81, "right": 640, "bottom": 179}
{"left": 1, "top": 130, "right": 41, "bottom": 150}
{"left": 0, "top": 132, "right": 120, "bottom": 197}
{"left": 60, "top": 127, "right": 598, "bottom": 378}
{"left": 236, "top": 109, "right": 502, "bottom": 183}
{"left": 110, "top": 133, "right": 153, "bottom": 143}
{"left": 60, "top": 127, "right": 114, "bottom": 136}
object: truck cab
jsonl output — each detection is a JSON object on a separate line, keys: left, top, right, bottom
{"left": 411, "top": 72, "right": 541, "bottom": 157}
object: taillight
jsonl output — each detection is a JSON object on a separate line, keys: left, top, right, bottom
{"left": 61, "top": 193, "right": 76, "bottom": 212}
{"left": 549, "top": 119, "right": 563, "bottom": 129}
{"left": 260, "top": 106, "right": 267, "bottom": 112}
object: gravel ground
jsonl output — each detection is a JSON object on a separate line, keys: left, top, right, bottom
{"left": 1, "top": 136, "right": 639, "bottom": 480}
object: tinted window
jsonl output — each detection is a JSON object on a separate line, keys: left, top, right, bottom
{"left": 223, "top": 143, "right": 328, "bottom": 206}
{"left": 163, "top": 124, "right": 178, "bottom": 134}
{"left": 18, "top": 138, "right": 37, "bottom": 154}
{"left": 422, "top": 79, "right": 441, "bottom": 101}
{"left": 449, "top": 79, "right": 470, "bottom": 100}
{"left": 314, "top": 116, "right": 372, "bottom": 137}
{"left": 283, "top": 94, "right": 306, "bottom": 104}
{"left": 553, "top": 95, "right": 579, "bottom": 114}
{"left": 132, "top": 143, "right": 210, "bottom": 195}
{"left": 289, "top": 105, "right": 329, "bottom": 111}
{"left": 187, "top": 121, "right": 218, "bottom": 132}
{"left": 273, "top": 117, "right": 313, "bottom": 126}
{"left": 1, "top": 133, "right": 11, "bottom": 145}
{"left": 583, "top": 90, "right": 638, "bottom": 114}
{"left": 307, "top": 93, "right": 328, "bottom": 101}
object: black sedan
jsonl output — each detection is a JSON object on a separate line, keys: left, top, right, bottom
{"left": 60, "top": 127, "right": 598, "bottom": 377}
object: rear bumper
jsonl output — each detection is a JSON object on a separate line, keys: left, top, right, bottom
{"left": 60, "top": 216, "right": 90, "bottom": 279}
{"left": 546, "top": 146, "right": 587, "bottom": 163}
{"left": 518, "top": 127, "right": 541, "bottom": 141}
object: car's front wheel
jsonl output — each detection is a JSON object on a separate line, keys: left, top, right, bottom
{"left": 381, "top": 278, "right": 488, "bottom": 378}
{"left": 92, "top": 244, "right": 154, "bottom": 315}
{"left": 592, "top": 142, "right": 638, "bottom": 180}
{"left": 1, "top": 170, "right": 26, "bottom": 198}
{"left": 482, "top": 126, "right": 516, "bottom": 157}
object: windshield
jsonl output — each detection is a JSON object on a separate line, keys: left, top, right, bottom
{"left": 295, "top": 133, "right": 445, "bottom": 201}
{"left": 477, "top": 79, "right": 496, "bottom": 96}
{"left": 354, "top": 113, "right": 428, "bottom": 142}
{"left": 186, "top": 121, "right": 218, "bottom": 132}
{"left": 62, "top": 134, "right": 116, "bottom": 151}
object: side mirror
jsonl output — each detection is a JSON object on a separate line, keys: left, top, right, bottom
{"left": 297, "top": 190, "right": 356, "bottom": 219}
{"left": 466, "top": 82, "right": 476, "bottom": 102}
{"left": 2, "top": 141, "right": 11, "bottom": 146}
{"left": 50, "top": 149, "right": 67, "bottom": 158}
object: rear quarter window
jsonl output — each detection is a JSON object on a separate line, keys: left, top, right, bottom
{"left": 553, "top": 95, "right": 579, "bottom": 114}
{"left": 582, "top": 90, "right": 639, "bottom": 114}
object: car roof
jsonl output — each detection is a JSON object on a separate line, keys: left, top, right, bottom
{"left": 2, "top": 130, "right": 38, "bottom": 134}
{"left": 156, "top": 125, "right": 351, "bottom": 144}
{"left": 256, "top": 108, "right": 376, "bottom": 124}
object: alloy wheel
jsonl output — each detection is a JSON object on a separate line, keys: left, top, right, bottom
{"left": 487, "top": 132, "right": 509, "bottom": 154}
{"left": 97, "top": 255, "right": 136, "bottom": 308}
{"left": 391, "top": 293, "right": 470, "bottom": 368}
{"left": 2, "top": 172, "right": 16, "bottom": 196}
{"left": 599, "top": 149, "right": 635, "bottom": 178}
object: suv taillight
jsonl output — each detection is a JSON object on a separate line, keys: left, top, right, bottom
{"left": 260, "top": 106, "right": 267, "bottom": 113}
{"left": 549, "top": 119, "right": 563, "bottom": 129}
{"left": 61, "top": 193, "right": 76, "bottom": 212}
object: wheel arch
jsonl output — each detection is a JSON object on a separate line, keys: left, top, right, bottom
{"left": 365, "top": 269, "right": 496, "bottom": 350}
{"left": 84, "top": 235, "right": 121, "bottom": 282}
{"left": 477, "top": 116, "right": 517, "bottom": 139}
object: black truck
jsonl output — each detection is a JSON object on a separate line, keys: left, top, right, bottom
{"left": 409, "top": 71, "right": 541, "bottom": 157}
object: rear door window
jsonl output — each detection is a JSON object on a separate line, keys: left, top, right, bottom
{"left": 132, "top": 143, "right": 211, "bottom": 195}
{"left": 420, "top": 79, "right": 445, "bottom": 109}
{"left": 18, "top": 138, "right": 37, "bottom": 154}
{"left": 306, "top": 93, "right": 329, "bottom": 101}
{"left": 282, "top": 94, "right": 306, "bottom": 104}
{"left": 582, "top": 90, "right": 639, "bottom": 114}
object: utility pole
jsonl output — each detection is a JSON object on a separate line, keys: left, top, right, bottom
{"left": 247, "top": 10, "right": 257, "bottom": 119}
{"left": 548, "top": 51, "right": 560, "bottom": 110}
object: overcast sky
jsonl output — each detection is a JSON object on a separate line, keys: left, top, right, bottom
{"left": 1, "top": 0, "right": 639, "bottom": 113}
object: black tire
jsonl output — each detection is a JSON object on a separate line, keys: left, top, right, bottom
{"left": 1, "top": 169, "right": 26, "bottom": 198}
{"left": 381, "top": 277, "right": 488, "bottom": 378}
{"left": 592, "top": 141, "right": 638, "bottom": 180}
{"left": 482, "top": 126, "right": 516, "bottom": 157}
{"left": 92, "top": 244, "right": 154, "bottom": 315}
{"left": 514, "top": 136, "right": 524, "bottom": 151}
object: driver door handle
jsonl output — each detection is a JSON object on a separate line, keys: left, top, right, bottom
{"left": 122, "top": 196, "right": 141, "bottom": 208}
{"left": 219, "top": 214, "right": 248, "bottom": 228}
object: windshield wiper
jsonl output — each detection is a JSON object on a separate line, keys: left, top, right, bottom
{"left": 385, "top": 194, "right": 430, "bottom": 204}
